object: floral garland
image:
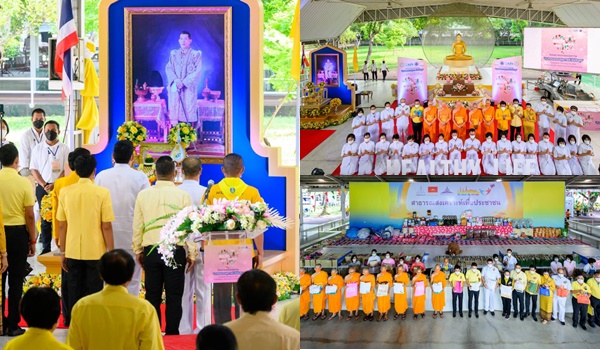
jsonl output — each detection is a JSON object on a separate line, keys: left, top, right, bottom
{"left": 117, "top": 121, "right": 147, "bottom": 147}
{"left": 156, "top": 199, "right": 288, "bottom": 268}
{"left": 168, "top": 122, "right": 197, "bottom": 147}
{"left": 451, "top": 83, "right": 467, "bottom": 92}
{"left": 272, "top": 272, "right": 300, "bottom": 301}
{"left": 23, "top": 273, "right": 61, "bottom": 295}
{"left": 40, "top": 193, "right": 53, "bottom": 222}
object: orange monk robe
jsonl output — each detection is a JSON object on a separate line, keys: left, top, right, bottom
{"left": 300, "top": 273, "right": 312, "bottom": 316}
{"left": 394, "top": 272, "right": 410, "bottom": 315}
{"left": 482, "top": 107, "right": 496, "bottom": 141}
{"left": 327, "top": 275, "right": 345, "bottom": 313}
{"left": 430, "top": 272, "right": 447, "bottom": 312}
{"left": 345, "top": 272, "right": 361, "bottom": 312}
{"left": 412, "top": 274, "right": 429, "bottom": 315}
{"left": 377, "top": 271, "right": 393, "bottom": 313}
{"left": 469, "top": 108, "right": 484, "bottom": 142}
{"left": 438, "top": 107, "right": 452, "bottom": 141}
{"left": 453, "top": 107, "right": 468, "bottom": 140}
{"left": 423, "top": 106, "right": 438, "bottom": 140}
{"left": 360, "top": 274, "right": 376, "bottom": 314}
{"left": 312, "top": 271, "right": 328, "bottom": 313}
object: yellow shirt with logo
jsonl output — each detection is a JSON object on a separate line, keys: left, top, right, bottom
{"left": 448, "top": 272, "right": 466, "bottom": 289}
{"left": 410, "top": 106, "right": 425, "bottom": 123}
{"left": 509, "top": 105, "right": 523, "bottom": 127}
{"left": 525, "top": 271, "right": 541, "bottom": 295}
{"left": 52, "top": 171, "right": 80, "bottom": 241}
{"left": 523, "top": 108, "right": 537, "bottom": 128}
{"left": 495, "top": 108, "right": 512, "bottom": 131}
{"left": 587, "top": 278, "right": 600, "bottom": 299}
{"left": 465, "top": 269, "right": 482, "bottom": 284}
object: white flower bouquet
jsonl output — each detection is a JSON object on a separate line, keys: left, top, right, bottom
{"left": 155, "top": 199, "right": 288, "bottom": 268}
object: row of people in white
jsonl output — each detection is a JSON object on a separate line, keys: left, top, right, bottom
{"left": 352, "top": 104, "right": 412, "bottom": 144}
{"left": 534, "top": 99, "right": 583, "bottom": 144}
{"left": 340, "top": 130, "right": 599, "bottom": 176}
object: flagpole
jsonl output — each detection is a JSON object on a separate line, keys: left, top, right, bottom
{"left": 296, "top": 80, "right": 301, "bottom": 167}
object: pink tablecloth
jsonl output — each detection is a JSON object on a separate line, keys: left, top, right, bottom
{"left": 414, "top": 225, "right": 512, "bottom": 237}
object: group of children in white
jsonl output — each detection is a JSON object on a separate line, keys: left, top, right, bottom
{"left": 341, "top": 100, "right": 599, "bottom": 176}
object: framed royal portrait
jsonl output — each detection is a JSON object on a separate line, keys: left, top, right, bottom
{"left": 314, "top": 54, "right": 340, "bottom": 87}
{"left": 124, "top": 7, "right": 232, "bottom": 163}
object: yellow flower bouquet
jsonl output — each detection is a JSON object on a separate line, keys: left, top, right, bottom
{"left": 117, "top": 121, "right": 147, "bottom": 147}
{"left": 23, "top": 273, "right": 61, "bottom": 295}
{"left": 40, "top": 193, "right": 53, "bottom": 222}
{"left": 168, "top": 122, "right": 197, "bottom": 148}
{"left": 272, "top": 272, "right": 300, "bottom": 301}
{"left": 330, "top": 98, "right": 342, "bottom": 109}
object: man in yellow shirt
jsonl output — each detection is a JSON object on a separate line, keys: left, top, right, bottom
{"left": 572, "top": 273, "right": 593, "bottom": 330}
{"left": 509, "top": 98, "right": 523, "bottom": 141}
{"left": 207, "top": 153, "right": 263, "bottom": 324}
{"left": 510, "top": 264, "right": 527, "bottom": 320}
{"left": 522, "top": 103, "right": 536, "bottom": 142}
{"left": 495, "top": 101, "right": 511, "bottom": 140}
{"left": 4, "top": 287, "right": 72, "bottom": 350}
{"left": 0, "top": 144, "right": 36, "bottom": 336}
{"left": 410, "top": 99, "right": 425, "bottom": 143}
{"left": 132, "top": 156, "right": 194, "bottom": 335}
{"left": 524, "top": 265, "right": 541, "bottom": 322}
{"left": 465, "top": 262, "right": 482, "bottom": 318}
{"left": 449, "top": 265, "right": 466, "bottom": 318}
{"left": 57, "top": 154, "right": 115, "bottom": 318}
{"left": 587, "top": 270, "right": 600, "bottom": 328}
{"left": 67, "top": 250, "right": 164, "bottom": 350}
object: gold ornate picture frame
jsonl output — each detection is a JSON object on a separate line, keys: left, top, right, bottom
{"left": 124, "top": 7, "right": 232, "bottom": 163}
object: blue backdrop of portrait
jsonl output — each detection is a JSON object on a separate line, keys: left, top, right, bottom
{"left": 310, "top": 46, "right": 353, "bottom": 104}
{"left": 99, "top": 0, "right": 287, "bottom": 251}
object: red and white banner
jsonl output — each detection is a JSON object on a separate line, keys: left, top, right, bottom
{"left": 491, "top": 56, "right": 522, "bottom": 104}
{"left": 397, "top": 58, "right": 427, "bottom": 105}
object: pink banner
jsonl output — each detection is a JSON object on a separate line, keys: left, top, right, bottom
{"left": 581, "top": 111, "right": 600, "bottom": 131}
{"left": 492, "top": 56, "right": 522, "bottom": 104}
{"left": 397, "top": 58, "right": 427, "bottom": 105}
{"left": 541, "top": 28, "right": 588, "bottom": 73}
{"left": 204, "top": 243, "right": 253, "bottom": 283}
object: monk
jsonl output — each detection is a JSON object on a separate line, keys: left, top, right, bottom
{"left": 438, "top": 102, "right": 452, "bottom": 141}
{"left": 376, "top": 265, "right": 393, "bottom": 322}
{"left": 327, "top": 268, "right": 344, "bottom": 320}
{"left": 453, "top": 101, "right": 468, "bottom": 140}
{"left": 430, "top": 264, "right": 448, "bottom": 319}
{"left": 423, "top": 101, "right": 438, "bottom": 141}
{"left": 482, "top": 100, "right": 496, "bottom": 142}
{"left": 393, "top": 266, "right": 410, "bottom": 320}
{"left": 360, "top": 267, "right": 376, "bottom": 321}
{"left": 469, "top": 103, "right": 484, "bottom": 142}
{"left": 344, "top": 266, "right": 361, "bottom": 320}
{"left": 300, "top": 267, "right": 311, "bottom": 320}
{"left": 412, "top": 267, "right": 428, "bottom": 319}
{"left": 311, "top": 264, "right": 328, "bottom": 321}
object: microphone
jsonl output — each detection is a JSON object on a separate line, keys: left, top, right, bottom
{"left": 202, "top": 179, "right": 214, "bottom": 205}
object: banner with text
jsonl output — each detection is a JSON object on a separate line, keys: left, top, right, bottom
{"left": 492, "top": 56, "right": 522, "bottom": 104}
{"left": 204, "top": 243, "right": 253, "bottom": 283}
{"left": 541, "top": 28, "right": 588, "bottom": 73}
{"left": 397, "top": 57, "right": 427, "bottom": 105}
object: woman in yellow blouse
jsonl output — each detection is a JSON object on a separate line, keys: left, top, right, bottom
{"left": 360, "top": 267, "right": 376, "bottom": 321}
{"left": 344, "top": 266, "right": 361, "bottom": 321}
{"left": 299, "top": 267, "right": 312, "bottom": 320}
{"left": 539, "top": 270, "right": 556, "bottom": 324}
{"left": 327, "top": 268, "right": 345, "bottom": 320}
{"left": 311, "top": 264, "right": 328, "bottom": 321}
{"left": 393, "top": 265, "right": 410, "bottom": 320}
{"left": 376, "top": 265, "right": 393, "bottom": 321}
{"left": 412, "top": 267, "right": 429, "bottom": 319}
{"left": 430, "top": 264, "right": 447, "bottom": 318}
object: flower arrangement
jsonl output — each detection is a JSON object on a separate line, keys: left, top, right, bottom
{"left": 156, "top": 199, "right": 288, "bottom": 268}
{"left": 117, "top": 121, "right": 148, "bottom": 147}
{"left": 451, "top": 83, "right": 467, "bottom": 92}
{"left": 436, "top": 89, "right": 446, "bottom": 97}
{"left": 40, "top": 193, "right": 53, "bottom": 222}
{"left": 436, "top": 71, "right": 482, "bottom": 81}
{"left": 23, "top": 273, "right": 61, "bottom": 295}
{"left": 272, "top": 272, "right": 300, "bottom": 301}
{"left": 168, "top": 122, "right": 197, "bottom": 147}
{"left": 330, "top": 98, "right": 342, "bottom": 109}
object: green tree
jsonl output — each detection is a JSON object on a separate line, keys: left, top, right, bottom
{"left": 0, "top": 0, "right": 22, "bottom": 58}
{"left": 263, "top": 0, "right": 295, "bottom": 92}
{"left": 373, "top": 20, "right": 418, "bottom": 54}
{"left": 355, "top": 22, "right": 383, "bottom": 64}
{"left": 85, "top": 0, "right": 101, "bottom": 40}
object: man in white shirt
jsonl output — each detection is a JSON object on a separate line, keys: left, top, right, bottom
{"left": 502, "top": 248, "right": 518, "bottom": 272}
{"left": 225, "top": 270, "right": 300, "bottom": 350}
{"left": 482, "top": 258, "right": 501, "bottom": 316}
{"left": 362, "top": 61, "right": 369, "bottom": 81}
{"left": 534, "top": 97, "right": 553, "bottom": 142}
{"left": 566, "top": 105, "right": 583, "bottom": 143}
{"left": 552, "top": 267, "right": 571, "bottom": 325}
{"left": 381, "top": 60, "right": 389, "bottom": 81}
{"left": 94, "top": 140, "right": 149, "bottom": 296}
{"left": 19, "top": 108, "right": 47, "bottom": 176}
{"left": 370, "top": 60, "right": 378, "bottom": 81}
{"left": 177, "top": 156, "right": 210, "bottom": 334}
{"left": 30, "top": 120, "right": 69, "bottom": 254}
{"left": 394, "top": 98, "right": 411, "bottom": 143}
{"left": 463, "top": 128, "right": 481, "bottom": 175}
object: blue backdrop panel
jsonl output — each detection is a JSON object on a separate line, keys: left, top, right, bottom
{"left": 310, "top": 46, "right": 353, "bottom": 105}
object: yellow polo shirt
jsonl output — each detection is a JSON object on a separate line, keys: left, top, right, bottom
{"left": 586, "top": 278, "right": 600, "bottom": 299}
{"left": 571, "top": 280, "right": 592, "bottom": 296}
{"left": 495, "top": 108, "right": 512, "bottom": 131}
{"left": 523, "top": 108, "right": 537, "bottom": 128}
{"left": 132, "top": 181, "right": 196, "bottom": 259}
{"left": 52, "top": 171, "right": 80, "bottom": 242}
{"left": 67, "top": 285, "right": 164, "bottom": 350}
{"left": 525, "top": 271, "right": 541, "bottom": 295}
{"left": 410, "top": 106, "right": 425, "bottom": 123}
{"left": 0, "top": 206, "right": 6, "bottom": 253}
{"left": 448, "top": 272, "right": 466, "bottom": 289}
{"left": 0, "top": 167, "right": 36, "bottom": 225}
{"left": 57, "top": 178, "right": 115, "bottom": 260}
{"left": 207, "top": 178, "right": 263, "bottom": 257}
{"left": 465, "top": 269, "right": 482, "bottom": 284}
{"left": 509, "top": 105, "right": 523, "bottom": 127}
{"left": 5, "top": 327, "right": 73, "bottom": 350}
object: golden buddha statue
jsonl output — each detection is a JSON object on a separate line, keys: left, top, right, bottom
{"left": 445, "top": 34, "right": 472, "bottom": 61}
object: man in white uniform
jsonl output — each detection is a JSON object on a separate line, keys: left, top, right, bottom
{"left": 362, "top": 61, "right": 369, "bottom": 81}
{"left": 94, "top": 140, "right": 149, "bottom": 295}
{"left": 370, "top": 60, "right": 378, "bottom": 81}
{"left": 381, "top": 60, "right": 389, "bottom": 81}
{"left": 380, "top": 102, "right": 394, "bottom": 142}
{"left": 534, "top": 97, "right": 553, "bottom": 141}
{"left": 30, "top": 121, "right": 69, "bottom": 254}
{"left": 177, "top": 156, "right": 210, "bottom": 334}
{"left": 19, "top": 108, "right": 47, "bottom": 176}
{"left": 448, "top": 130, "right": 463, "bottom": 175}
{"left": 463, "top": 128, "right": 481, "bottom": 175}
{"left": 366, "top": 106, "right": 380, "bottom": 141}
{"left": 552, "top": 267, "right": 571, "bottom": 325}
{"left": 503, "top": 249, "right": 518, "bottom": 272}
{"left": 566, "top": 105, "right": 583, "bottom": 142}
{"left": 482, "top": 258, "right": 501, "bottom": 316}
{"left": 351, "top": 108, "right": 366, "bottom": 144}
{"left": 394, "top": 98, "right": 411, "bottom": 143}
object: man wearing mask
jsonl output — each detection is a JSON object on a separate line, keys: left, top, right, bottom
{"left": 463, "top": 128, "right": 481, "bottom": 175}
{"left": 482, "top": 258, "right": 501, "bottom": 316}
{"left": 30, "top": 121, "right": 69, "bottom": 254}
{"left": 524, "top": 265, "right": 541, "bottom": 321}
{"left": 19, "top": 108, "right": 46, "bottom": 176}
{"left": 394, "top": 98, "right": 411, "bottom": 143}
{"left": 503, "top": 249, "right": 517, "bottom": 272}
{"left": 511, "top": 134, "right": 526, "bottom": 174}
{"left": 465, "top": 263, "right": 482, "bottom": 318}
{"left": 380, "top": 102, "right": 395, "bottom": 142}
{"left": 495, "top": 101, "right": 511, "bottom": 140}
{"left": 586, "top": 270, "right": 600, "bottom": 328}
{"left": 534, "top": 96, "right": 553, "bottom": 141}
{"left": 365, "top": 105, "right": 380, "bottom": 142}
{"left": 509, "top": 99, "right": 523, "bottom": 141}
{"left": 367, "top": 249, "right": 381, "bottom": 266}
{"left": 551, "top": 267, "right": 571, "bottom": 325}
{"left": 510, "top": 264, "right": 527, "bottom": 320}
{"left": 410, "top": 100, "right": 424, "bottom": 143}
{"left": 566, "top": 105, "right": 583, "bottom": 143}
{"left": 572, "top": 273, "right": 592, "bottom": 330}
{"left": 493, "top": 254, "right": 503, "bottom": 272}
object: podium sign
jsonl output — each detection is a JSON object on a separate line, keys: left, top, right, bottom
{"left": 204, "top": 243, "right": 253, "bottom": 283}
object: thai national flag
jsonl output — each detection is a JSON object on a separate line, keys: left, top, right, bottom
{"left": 55, "top": 0, "right": 78, "bottom": 99}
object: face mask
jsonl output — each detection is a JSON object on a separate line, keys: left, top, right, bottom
{"left": 0, "top": 128, "right": 6, "bottom": 136}
{"left": 380, "top": 138, "right": 386, "bottom": 142}
{"left": 558, "top": 273, "right": 564, "bottom": 278}
{"left": 33, "top": 120, "right": 44, "bottom": 129}
{"left": 487, "top": 138, "right": 492, "bottom": 142}
{"left": 424, "top": 140, "right": 430, "bottom": 144}
{"left": 515, "top": 268, "right": 521, "bottom": 273}
{"left": 348, "top": 140, "right": 354, "bottom": 145}
{"left": 488, "top": 263, "right": 492, "bottom": 267}
{"left": 455, "top": 271, "right": 460, "bottom": 275}
{"left": 409, "top": 140, "right": 414, "bottom": 144}
{"left": 560, "top": 144, "right": 565, "bottom": 148}
{"left": 507, "top": 253, "right": 512, "bottom": 257}
{"left": 514, "top": 103, "right": 519, "bottom": 107}
{"left": 386, "top": 106, "right": 391, "bottom": 110}
{"left": 452, "top": 136, "right": 457, "bottom": 140}
{"left": 371, "top": 110, "right": 376, "bottom": 114}
{"left": 578, "top": 279, "right": 584, "bottom": 284}
{"left": 393, "top": 140, "right": 399, "bottom": 143}
{"left": 495, "top": 258, "right": 499, "bottom": 262}
{"left": 372, "top": 253, "right": 376, "bottom": 256}
{"left": 501, "top": 137, "right": 506, "bottom": 141}
{"left": 470, "top": 135, "right": 475, "bottom": 139}
{"left": 530, "top": 270, "right": 535, "bottom": 274}
{"left": 399, "top": 261, "right": 404, "bottom": 265}
{"left": 555, "top": 258, "right": 559, "bottom": 262}
{"left": 386, "top": 255, "right": 390, "bottom": 259}
{"left": 352, "top": 258, "right": 356, "bottom": 262}
{"left": 517, "top": 137, "right": 522, "bottom": 142}
{"left": 585, "top": 140, "right": 590, "bottom": 145}
{"left": 595, "top": 277, "right": 600, "bottom": 282}
{"left": 542, "top": 101, "right": 547, "bottom": 105}
{"left": 571, "top": 110, "right": 576, "bottom": 113}
{"left": 472, "top": 268, "right": 477, "bottom": 271}
{"left": 567, "top": 259, "right": 571, "bottom": 262}
{"left": 415, "top": 103, "right": 420, "bottom": 107}
{"left": 401, "top": 102, "right": 405, "bottom": 106}
{"left": 358, "top": 113, "right": 363, "bottom": 116}
{"left": 501, "top": 107, "right": 506, "bottom": 111}
{"left": 45, "top": 130, "right": 58, "bottom": 141}
{"left": 543, "top": 138, "right": 549, "bottom": 142}
{"left": 415, "top": 258, "right": 420, "bottom": 262}
{"left": 365, "top": 138, "right": 370, "bottom": 143}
